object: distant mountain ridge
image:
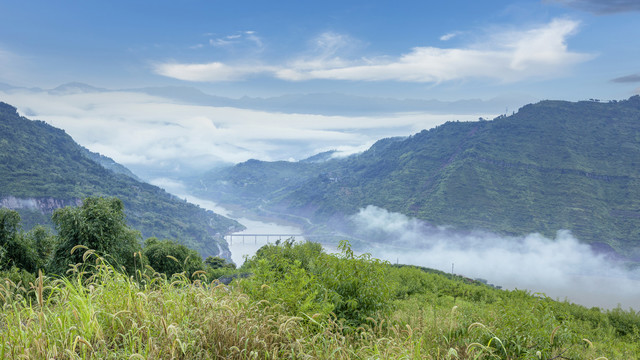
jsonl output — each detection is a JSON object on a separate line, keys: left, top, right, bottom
{"left": 193, "top": 96, "right": 640, "bottom": 258}
{"left": 0, "top": 101, "right": 243, "bottom": 259}
{"left": 0, "top": 81, "right": 532, "bottom": 116}
{"left": 79, "top": 146, "right": 142, "bottom": 181}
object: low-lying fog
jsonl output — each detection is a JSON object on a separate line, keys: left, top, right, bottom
{"left": 157, "top": 179, "right": 640, "bottom": 310}
{"left": 351, "top": 205, "right": 640, "bottom": 310}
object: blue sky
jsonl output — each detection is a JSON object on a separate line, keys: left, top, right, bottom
{"left": 0, "top": 0, "right": 639, "bottom": 178}
{"left": 1, "top": 0, "right": 639, "bottom": 100}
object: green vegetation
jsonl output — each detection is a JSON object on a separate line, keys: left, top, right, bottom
{"left": 193, "top": 97, "right": 640, "bottom": 257}
{"left": 3, "top": 198, "right": 639, "bottom": 358}
{"left": 1, "top": 197, "right": 237, "bottom": 278}
{"left": 1, "top": 236, "right": 639, "bottom": 358}
{"left": 50, "top": 197, "right": 142, "bottom": 275}
{"left": 1, "top": 200, "right": 639, "bottom": 358}
{"left": 240, "top": 240, "right": 391, "bottom": 326}
{"left": 143, "top": 237, "right": 204, "bottom": 278}
{"left": 1, "top": 209, "right": 55, "bottom": 273}
{"left": 0, "top": 101, "right": 243, "bottom": 258}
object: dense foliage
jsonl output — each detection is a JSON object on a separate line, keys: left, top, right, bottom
{"left": 1, "top": 200, "right": 639, "bottom": 358}
{"left": 50, "top": 197, "right": 142, "bottom": 275}
{"left": 0, "top": 102, "right": 243, "bottom": 258}
{"left": 1, "top": 239, "right": 639, "bottom": 359}
{"left": 193, "top": 97, "right": 640, "bottom": 257}
{"left": 0, "top": 209, "right": 55, "bottom": 273}
{"left": 240, "top": 240, "right": 392, "bottom": 326}
{"left": 0, "top": 197, "right": 239, "bottom": 280}
{"left": 143, "top": 237, "right": 204, "bottom": 277}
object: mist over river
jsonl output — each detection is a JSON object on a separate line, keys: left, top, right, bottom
{"left": 156, "top": 180, "right": 640, "bottom": 311}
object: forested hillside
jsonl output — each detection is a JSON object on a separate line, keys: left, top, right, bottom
{"left": 194, "top": 97, "right": 640, "bottom": 258}
{"left": 0, "top": 102, "right": 243, "bottom": 258}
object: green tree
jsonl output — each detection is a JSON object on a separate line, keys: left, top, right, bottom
{"left": 50, "top": 197, "right": 141, "bottom": 274}
{"left": 241, "top": 240, "right": 392, "bottom": 326}
{"left": 0, "top": 209, "right": 37, "bottom": 272}
{"left": 0, "top": 208, "right": 21, "bottom": 246}
{"left": 316, "top": 240, "right": 393, "bottom": 325}
{"left": 143, "top": 237, "right": 203, "bottom": 277}
{"left": 204, "top": 256, "right": 235, "bottom": 269}
{"left": 26, "top": 225, "right": 56, "bottom": 271}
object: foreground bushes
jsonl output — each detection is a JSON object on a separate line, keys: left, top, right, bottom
{"left": 1, "top": 241, "right": 640, "bottom": 358}
{"left": 240, "top": 240, "right": 392, "bottom": 326}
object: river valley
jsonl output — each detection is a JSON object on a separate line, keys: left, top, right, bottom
{"left": 161, "top": 181, "right": 640, "bottom": 311}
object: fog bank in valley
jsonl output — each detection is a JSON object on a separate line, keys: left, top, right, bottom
{"left": 350, "top": 205, "right": 640, "bottom": 310}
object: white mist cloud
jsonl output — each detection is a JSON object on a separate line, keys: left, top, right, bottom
{"left": 207, "top": 30, "right": 263, "bottom": 48}
{"left": 280, "top": 19, "right": 590, "bottom": 83}
{"left": 351, "top": 205, "right": 640, "bottom": 310}
{"left": 0, "top": 89, "right": 488, "bottom": 179}
{"left": 155, "top": 19, "right": 592, "bottom": 84}
{"left": 154, "top": 62, "right": 275, "bottom": 82}
{"left": 439, "top": 32, "right": 460, "bottom": 41}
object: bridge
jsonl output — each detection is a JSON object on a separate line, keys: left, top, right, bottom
{"left": 224, "top": 233, "right": 305, "bottom": 245}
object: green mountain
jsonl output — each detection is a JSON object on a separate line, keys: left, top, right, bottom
{"left": 79, "top": 146, "right": 142, "bottom": 181}
{"left": 193, "top": 97, "right": 640, "bottom": 258}
{"left": 0, "top": 102, "right": 244, "bottom": 259}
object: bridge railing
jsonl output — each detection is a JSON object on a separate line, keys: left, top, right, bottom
{"left": 223, "top": 233, "right": 344, "bottom": 245}
{"left": 224, "top": 234, "right": 304, "bottom": 245}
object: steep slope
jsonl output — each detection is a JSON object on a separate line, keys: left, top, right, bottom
{"left": 0, "top": 102, "right": 243, "bottom": 259}
{"left": 79, "top": 146, "right": 142, "bottom": 181}
{"left": 194, "top": 97, "right": 640, "bottom": 257}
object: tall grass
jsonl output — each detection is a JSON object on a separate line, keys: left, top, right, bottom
{"left": 0, "top": 247, "right": 638, "bottom": 359}
{"left": 0, "top": 251, "right": 409, "bottom": 359}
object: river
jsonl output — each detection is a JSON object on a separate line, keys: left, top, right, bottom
{"left": 162, "top": 183, "right": 640, "bottom": 310}
{"left": 169, "top": 191, "right": 307, "bottom": 265}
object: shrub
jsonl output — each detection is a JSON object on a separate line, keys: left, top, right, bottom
{"left": 142, "top": 237, "right": 204, "bottom": 278}
{"left": 50, "top": 197, "right": 141, "bottom": 275}
{"left": 241, "top": 240, "right": 393, "bottom": 327}
{"left": 315, "top": 240, "right": 393, "bottom": 326}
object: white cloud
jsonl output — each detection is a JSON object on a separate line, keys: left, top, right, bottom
{"left": 155, "top": 19, "right": 592, "bottom": 84}
{"left": 190, "top": 31, "right": 265, "bottom": 54}
{"left": 351, "top": 205, "right": 640, "bottom": 309}
{"left": 279, "top": 19, "right": 590, "bottom": 83}
{"left": 310, "top": 31, "right": 357, "bottom": 58}
{"left": 154, "top": 62, "right": 275, "bottom": 82}
{"left": 439, "top": 32, "right": 459, "bottom": 41}
{"left": 207, "top": 30, "right": 264, "bottom": 49}
{"left": 244, "top": 31, "right": 263, "bottom": 48}
{"left": 0, "top": 88, "right": 490, "bottom": 179}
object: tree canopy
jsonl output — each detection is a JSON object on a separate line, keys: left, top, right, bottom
{"left": 50, "top": 197, "right": 141, "bottom": 274}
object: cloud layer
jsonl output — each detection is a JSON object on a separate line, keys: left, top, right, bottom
{"left": 351, "top": 205, "right": 640, "bottom": 309}
{"left": 611, "top": 74, "right": 640, "bottom": 83}
{"left": 0, "top": 88, "right": 491, "bottom": 180}
{"left": 155, "top": 19, "right": 592, "bottom": 84}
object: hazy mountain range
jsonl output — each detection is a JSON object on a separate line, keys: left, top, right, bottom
{"left": 0, "top": 81, "right": 534, "bottom": 117}
{"left": 3, "top": 92, "right": 640, "bottom": 264}
{"left": 0, "top": 101, "right": 243, "bottom": 259}
{"left": 191, "top": 96, "right": 640, "bottom": 259}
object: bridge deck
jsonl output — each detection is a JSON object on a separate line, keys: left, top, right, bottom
{"left": 223, "top": 233, "right": 304, "bottom": 245}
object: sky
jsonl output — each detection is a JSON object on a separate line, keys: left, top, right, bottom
{"left": 0, "top": 0, "right": 639, "bottom": 179}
